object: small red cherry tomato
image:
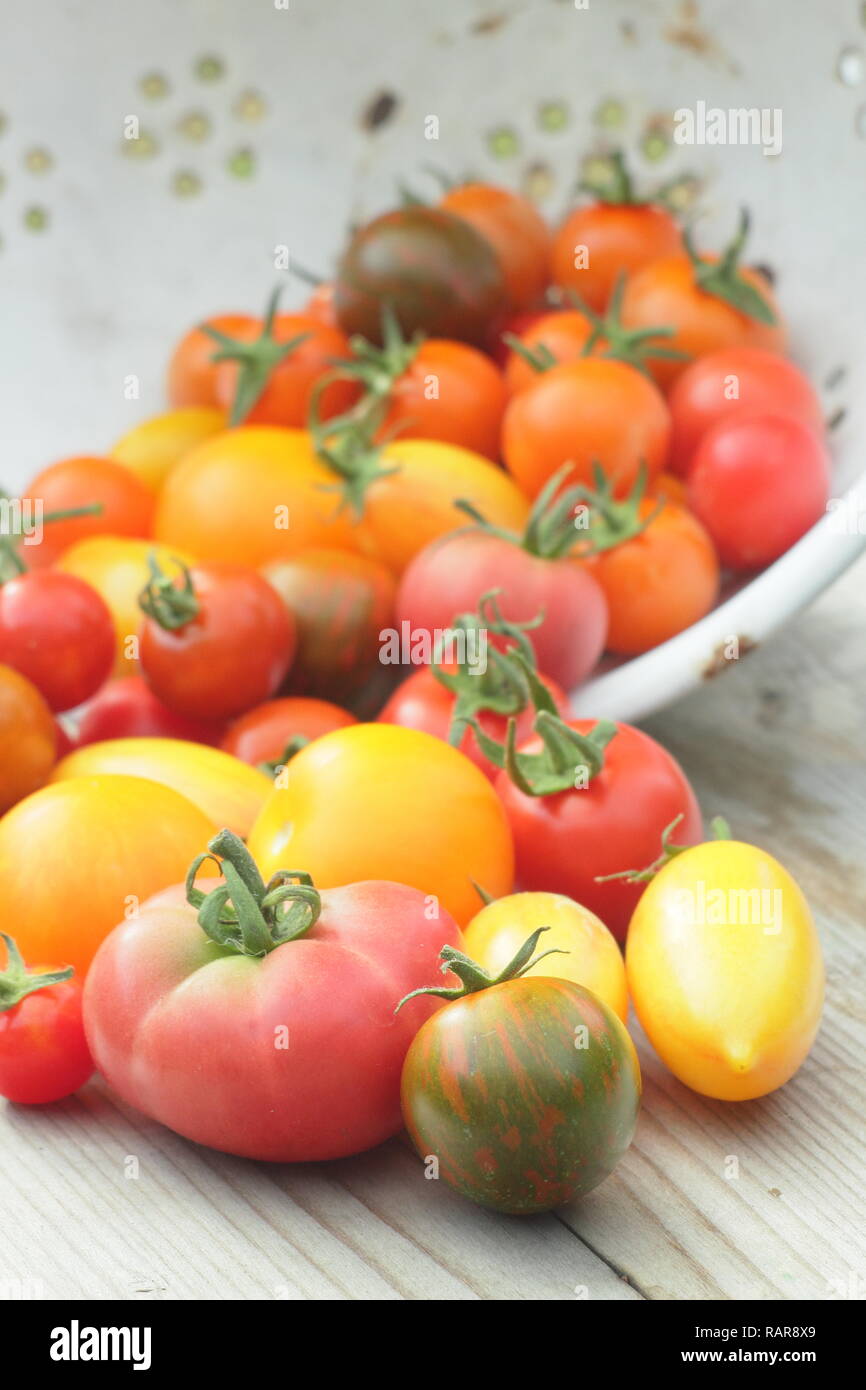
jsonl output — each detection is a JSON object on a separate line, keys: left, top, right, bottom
{"left": 0, "top": 570, "right": 115, "bottom": 712}
{"left": 74, "top": 675, "right": 225, "bottom": 747}
{"left": 0, "top": 934, "right": 93, "bottom": 1104}
{"left": 222, "top": 696, "right": 357, "bottom": 767}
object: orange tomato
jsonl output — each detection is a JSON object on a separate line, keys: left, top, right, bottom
{"left": 0, "top": 775, "right": 217, "bottom": 978}
{"left": 550, "top": 201, "right": 683, "bottom": 312}
{"left": 212, "top": 314, "right": 360, "bottom": 428}
{"left": 0, "top": 666, "right": 58, "bottom": 813}
{"left": 167, "top": 313, "right": 258, "bottom": 408}
{"left": 111, "top": 408, "right": 226, "bottom": 493}
{"left": 440, "top": 184, "right": 551, "bottom": 311}
{"left": 503, "top": 309, "right": 598, "bottom": 395}
{"left": 621, "top": 255, "right": 785, "bottom": 391}
{"left": 502, "top": 357, "right": 670, "bottom": 499}
{"left": 20, "top": 457, "right": 154, "bottom": 569}
{"left": 248, "top": 723, "right": 514, "bottom": 926}
{"left": 56, "top": 536, "right": 195, "bottom": 675}
{"left": 154, "top": 427, "right": 360, "bottom": 567}
{"left": 375, "top": 339, "right": 507, "bottom": 461}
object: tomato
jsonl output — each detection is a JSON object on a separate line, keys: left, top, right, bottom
{"left": 74, "top": 676, "right": 225, "bottom": 747}
{"left": 247, "top": 723, "right": 514, "bottom": 927}
{"left": 167, "top": 312, "right": 259, "bottom": 408}
{"left": 487, "top": 308, "right": 546, "bottom": 367}
{"left": 687, "top": 414, "right": 830, "bottom": 571}
{"left": 483, "top": 715, "right": 703, "bottom": 941}
{"left": 154, "top": 427, "right": 360, "bottom": 567}
{"left": 262, "top": 549, "right": 396, "bottom": 702}
{"left": 302, "top": 281, "right": 339, "bottom": 327}
{"left": 503, "top": 309, "right": 597, "bottom": 395}
{"left": 211, "top": 312, "right": 360, "bottom": 428}
{"left": 440, "top": 183, "right": 551, "bottom": 311}
{"left": 0, "top": 666, "right": 58, "bottom": 813}
{"left": 56, "top": 536, "right": 195, "bottom": 676}
{"left": 111, "top": 407, "right": 226, "bottom": 493}
{"left": 378, "top": 665, "right": 570, "bottom": 779}
{"left": 395, "top": 507, "right": 608, "bottom": 689}
{"left": 0, "top": 775, "right": 217, "bottom": 978}
{"left": 551, "top": 201, "right": 683, "bottom": 312}
{"left": 399, "top": 933, "right": 640, "bottom": 1213}
{"left": 138, "top": 560, "right": 295, "bottom": 721}
{"left": 0, "top": 935, "right": 93, "bottom": 1104}
{"left": 334, "top": 206, "right": 506, "bottom": 347}
{"left": 19, "top": 456, "right": 155, "bottom": 569}
{"left": 583, "top": 493, "right": 720, "bottom": 654}
{"left": 626, "top": 840, "right": 824, "bottom": 1100}
{"left": 668, "top": 346, "right": 825, "bottom": 476}
{"left": 502, "top": 357, "right": 670, "bottom": 499}
{"left": 352, "top": 438, "right": 530, "bottom": 575}
{"left": 620, "top": 223, "right": 785, "bottom": 391}
{"left": 0, "top": 570, "right": 114, "bottom": 712}
{"left": 463, "top": 891, "right": 628, "bottom": 1021}
{"left": 84, "top": 830, "right": 463, "bottom": 1161}
{"left": 371, "top": 338, "right": 507, "bottom": 461}
{"left": 221, "top": 696, "right": 357, "bottom": 767}
{"left": 52, "top": 737, "right": 270, "bottom": 838}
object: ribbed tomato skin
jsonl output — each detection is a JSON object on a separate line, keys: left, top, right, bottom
{"left": 401, "top": 976, "right": 641, "bottom": 1214}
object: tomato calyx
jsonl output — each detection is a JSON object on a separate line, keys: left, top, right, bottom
{"left": 430, "top": 591, "right": 545, "bottom": 745}
{"left": 394, "top": 926, "right": 567, "bottom": 1012}
{"left": 0, "top": 500, "right": 104, "bottom": 583}
{"left": 457, "top": 463, "right": 588, "bottom": 561}
{"left": 571, "top": 276, "right": 689, "bottom": 376}
{"left": 683, "top": 209, "right": 777, "bottom": 325}
{"left": 0, "top": 933, "right": 73, "bottom": 1013}
{"left": 202, "top": 288, "right": 313, "bottom": 426}
{"left": 570, "top": 462, "right": 664, "bottom": 557}
{"left": 186, "top": 829, "right": 321, "bottom": 957}
{"left": 139, "top": 552, "right": 200, "bottom": 631}
{"left": 259, "top": 734, "right": 311, "bottom": 778}
{"left": 595, "top": 813, "right": 731, "bottom": 884}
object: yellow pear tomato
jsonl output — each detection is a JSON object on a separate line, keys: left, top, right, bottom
{"left": 51, "top": 737, "right": 271, "bottom": 838}
{"left": 55, "top": 536, "right": 194, "bottom": 675}
{"left": 111, "top": 407, "right": 226, "bottom": 493}
{"left": 463, "top": 891, "right": 628, "bottom": 1022}
{"left": 247, "top": 723, "right": 514, "bottom": 926}
{"left": 626, "top": 841, "right": 824, "bottom": 1100}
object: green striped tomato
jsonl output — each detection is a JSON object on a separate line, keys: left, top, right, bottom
{"left": 400, "top": 975, "right": 641, "bottom": 1215}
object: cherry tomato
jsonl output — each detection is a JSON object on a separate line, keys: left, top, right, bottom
{"left": 334, "top": 206, "right": 507, "bottom": 347}
{"left": 687, "top": 414, "right": 830, "bottom": 571}
{"left": 0, "top": 666, "right": 58, "bottom": 814}
{"left": 19, "top": 456, "right": 155, "bottom": 569}
{"left": 440, "top": 183, "right": 552, "bottom": 311}
{"left": 302, "top": 282, "right": 340, "bottom": 327}
{"left": 262, "top": 548, "right": 396, "bottom": 702}
{"left": 551, "top": 200, "right": 683, "bottom": 312}
{"left": 212, "top": 313, "right": 360, "bottom": 428}
{"left": 0, "top": 571, "right": 115, "bottom": 712}
{"left": 111, "top": 407, "right": 226, "bottom": 493}
{"left": 668, "top": 346, "right": 825, "bottom": 476}
{"left": 503, "top": 309, "right": 597, "bottom": 395}
{"left": 167, "top": 313, "right": 259, "bottom": 408}
{"left": 139, "top": 561, "right": 296, "bottom": 721}
{"left": 502, "top": 356, "right": 671, "bottom": 499}
{"left": 374, "top": 338, "right": 507, "bottom": 461}
{"left": 222, "top": 696, "right": 357, "bottom": 767}
{"left": 74, "top": 676, "right": 225, "bottom": 747}
{"left": 0, "top": 934, "right": 93, "bottom": 1104}
{"left": 487, "top": 308, "right": 546, "bottom": 367}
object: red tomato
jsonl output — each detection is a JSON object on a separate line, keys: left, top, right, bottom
{"left": 74, "top": 676, "right": 225, "bottom": 747}
{"left": 221, "top": 696, "right": 357, "bottom": 767}
{"left": 139, "top": 561, "right": 296, "bottom": 720}
{"left": 396, "top": 529, "right": 608, "bottom": 691}
{"left": 440, "top": 183, "right": 552, "bottom": 311}
{"left": 212, "top": 313, "right": 360, "bottom": 427}
{"left": 668, "top": 346, "right": 825, "bottom": 476}
{"left": 503, "top": 310, "right": 598, "bottom": 395}
{"left": 0, "top": 934, "right": 93, "bottom": 1104}
{"left": 687, "top": 414, "right": 830, "bottom": 571}
{"left": 490, "top": 718, "right": 703, "bottom": 941}
{"left": 551, "top": 201, "right": 683, "bottom": 312}
{"left": 83, "top": 830, "right": 463, "bottom": 1161}
{"left": 487, "top": 308, "right": 547, "bottom": 367}
{"left": 168, "top": 313, "right": 259, "bottom": 407}
{"left": 19, "top": 456, "right": 155, "bottom": 569}
{"left": 0, "top": 571, "right": 115, "bottom": 712}
{"left": 502, "top": 357, "right": 670, "bottom": 499}
{"left": 378, "top": 664, "right": 570, "bottom": 779}
{"left": 374, "top": 339, "right": 507, "bottom": 461}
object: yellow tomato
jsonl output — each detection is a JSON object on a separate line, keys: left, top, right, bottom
{"left": 247, "top": 723, "right": 514, "bottom": 926}
{"left": 51, "top": 738, "right": 271, "bottom": 838}
{"left": 356, "top": 438, "right": 530, "bottom": 575}
{"left": 111, "top": 407, "right": 226, "bottom": 493}
{"left": 154, "top": 426, "right": 360, "bottom": 567}
{"left": 56, "top": 536, "right": 194, "bottom": 674}
{"left": 0, "top": 774, "right": 216, "bottom": 977}
{"left": 626, "top": 841, "right": 824, "bottom": 1100}
{"left": 464, "top": 891, "right": 628, "bottom": 1022}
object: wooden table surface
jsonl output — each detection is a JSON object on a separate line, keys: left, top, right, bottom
{"left": 2, "top": 557, "right": 864, "bottom": 1303}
